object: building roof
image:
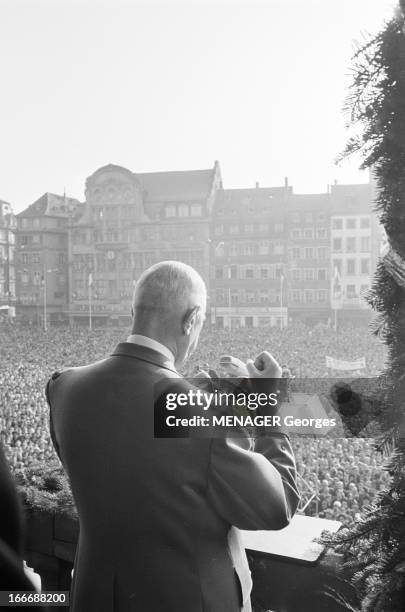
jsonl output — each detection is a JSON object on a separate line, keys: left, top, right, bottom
{"left": 138, "top": 168, "right": 216, "bottom": 202}
{"left": 18, "top": 193, "right": 81, "bottom": 218}
{"left": 213, "top": 186, "right": 289, "bottom": 216}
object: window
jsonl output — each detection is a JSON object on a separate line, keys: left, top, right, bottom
{"left": 303, "top": 229, "right": 313, "bottom": 239}
{"left": 360, "top": 217, "right": 370, "bottom": 229}
{"left": 215, "top": 267, "right": 223, "bottom": 279}
{"left": 333, "top": 259, "right": 342, "bottom": 274}
{"left": 22, "top": 253, "right": 29, "bottom": 265}
{"left": 305, "top": 247, "right": 314, "bottom": 259}
{"left": 346, "top": 237, "right": 356, "bottom": 252}
{"left": 229, "top": 224, "right": 239, "bottom": 234}
{"left": 274, "top": 222, "right": 284, "bottom": 233}
{"left": 58, "top": 274, "right": 65, "bottom": 285}
{"left": 304, "top": 290, "right": 314, "bottom": 303}
{"left": 303, "top": 269, "right": 315, "bottom": 281}
{"left": 245, "top": 268, "right": 254, "bottom": 279}
{"left": 33, "top": 271, "right": 41, "bottom": 286}
{"left": 230, "top": 293, "right": 239, "bottom": 305}
{"left": 318, "top": 290, "right": 327, "bottom": 302}
{"left": 32, "top": 253, "right": 40, "bottom": 264}
{"left": 318, "top": 269, "right": 327, "bottom": 281}
{"left": 166, "top": 205, "right": 176, "bottom": 217}
{"left": 214, "top": 224, "right": 224, "bottom": 235}
{"left": 230, "top": 265, "right": 237, "bottom": 279}
{"left": 229, "top": 243, "right": 238, "bottom": 256}
{"left": 291, "top": 269, "right": 300, "bottom": 281}
{"left": 332, "top": 218, "right": 343, "bottom": 230}
{"left": 178, "top": 205, "right": 189, "bottom": 217}
{"left": 259, "top": 242, "right": 269, "bottom": 255}
{"left": 333, "top": 238, "right": 342, "bottom": 252}
{"left": 246, "top": 291, "right": 255, "bottom": 303}
{"left": 360, "top": 284, "right": 369, "bottom": 295}
{"left": 274, "top": 243, "right": 284, "bottom": 255}
{"left": 361, "top": 236, "right": 370, "bottom": 251}
{"left": 346, "top": 218, "right": 356, "bottom": 229}
{"left": 290, "top": 229, "right": 300, "bottom": 239}
{"left": 191, "top": 204, "right": 202, "bottom": 217}
{"left": 244, "top": 224, "right": 254, "bottom": 233}
{"left": 21, "top": 273, "right": 29, "bottom": 285}
{"left": 243, "top": 244, "right": 255, "bottom": 256}
{"left": 291, "top": 213, "right": 300, "bottom": 223}
{"left": 259, "top": 290, "right": 269, "bottom": 303}
{"left": 347, "top": 259, "right": 356, "bottom": 275}
{"left": 260, "top": 223, "right": 269, "bottom": 233}
{"left": 361, "top": 259, "right": 370, "bottom": 275}
{"left": 291, "top": 290, "right": 301, "bottom": 303}
{"left": 292, "top": 247, "right": 300, "bottom": 259}
{"left": 316, "top": 228, "right": 327, "bottom": 239}
{"left": 318, "top": 246, "right": 327, "bottom": 259}
{"left": 346, "top": 284, "right": 356, "bottom": 298}
{"left": 260, "top": 268, "right": 269, "bottom": 279}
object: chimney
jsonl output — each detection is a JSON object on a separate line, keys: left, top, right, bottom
{"left": 334, "top": 179, "right": 338, "bottom": 185}
{"left": 284, "top": 176, "right": 289, "bottom": 189}
{"left": 255, "top": 181, "right": 259, "bottom": 189}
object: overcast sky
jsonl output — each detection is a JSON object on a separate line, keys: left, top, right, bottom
{"left": 0, "top": 0, "right": 398, "bottom": 213}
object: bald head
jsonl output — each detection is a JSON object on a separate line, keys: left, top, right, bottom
{"left": 133, "top": 261, "right": 206, "bottom": 317}
{"left": 131, "top": 261, "right": 207, "bottom": 366}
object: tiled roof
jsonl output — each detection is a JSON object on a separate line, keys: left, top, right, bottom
{"left": 18, "top": 193, "right": 81, "bottom": 217}
{"left": 138, "top": 168, "right": 215, "bottom": 202}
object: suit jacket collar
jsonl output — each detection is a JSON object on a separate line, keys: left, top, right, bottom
{"left": 111, "top": 342, "right": 178, "bottom": 375}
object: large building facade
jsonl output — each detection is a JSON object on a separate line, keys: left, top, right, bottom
{"left": 10, "top": 163, "right": 382, "bottom": 327}
{"left": 0, "top": 200, "right": 16, "bottom": 314}
{"left": 68, "top": 163, "right": 221, "bottom": 323}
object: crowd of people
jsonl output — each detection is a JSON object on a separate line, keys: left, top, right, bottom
{"left": 0, "top": 320, "right": 390, "bottom": 525}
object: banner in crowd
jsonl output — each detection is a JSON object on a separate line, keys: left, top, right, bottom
{"left": 325, "top": 356, "right": 366, "bottom": 371}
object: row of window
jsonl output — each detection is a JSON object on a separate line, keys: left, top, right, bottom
{"left": 333, "top": 258, "right": 370, "bottom": 275}
{"left": 214, "top": 265, "right": 283, "bottom": 280}
{"left": 216, "top": 241, "right": 285, "bottom": 257}
{"left": 20, "top": 253, "right": 65, "bottom": 266}
{"left": 215, "top": 222, "right": 284, "bottom": 236}
{"left": 290, "top": 228, "right": 328, "bottom": 240}
{"left": 214, "top": 289, "right": 329, "bottom": 305}
{"left": 289, "top": 246, "right": 328, "bottom": 259}
{"left": 332, "top": 236, "right": 371, "bottom": 252}
{"left": 165, "top": 203, "right": 203, "bottom": 218}
{"left": 20, "top": 217, "right": 65, "bottom": 230}
{"left": 332, "top": 216, "right": 371, "bottom": 230}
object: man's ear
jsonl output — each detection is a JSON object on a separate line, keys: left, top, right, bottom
{"left": 183, "top": 306, "right": 199, "bottom": 336}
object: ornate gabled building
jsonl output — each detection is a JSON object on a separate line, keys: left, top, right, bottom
{"left": 68, "top": 162, "right": 222, "bottom": 323}
{"left": 0, "top": 200, "right": 16, "bottom": 314}
{"left": 15, "top": 193, "right": 81, "bottom": 325}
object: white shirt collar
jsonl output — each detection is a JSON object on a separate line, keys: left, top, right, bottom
{"left": 126, "top": 334, "right": 175, "bottom": 365}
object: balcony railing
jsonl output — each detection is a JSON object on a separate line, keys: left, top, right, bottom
{"left": 23, "top": 507, "right": 357, "bottom": 612}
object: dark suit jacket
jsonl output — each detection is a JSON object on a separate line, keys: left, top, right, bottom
{"left": 0, "top": 443, "right": 41, "bottom": 605}
{"left": 47, "top": 342, "right": 299, "bottom": 612}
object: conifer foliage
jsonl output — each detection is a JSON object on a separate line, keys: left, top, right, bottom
{"left": 323, "top": 4, "right": 405, "bottom": 611}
